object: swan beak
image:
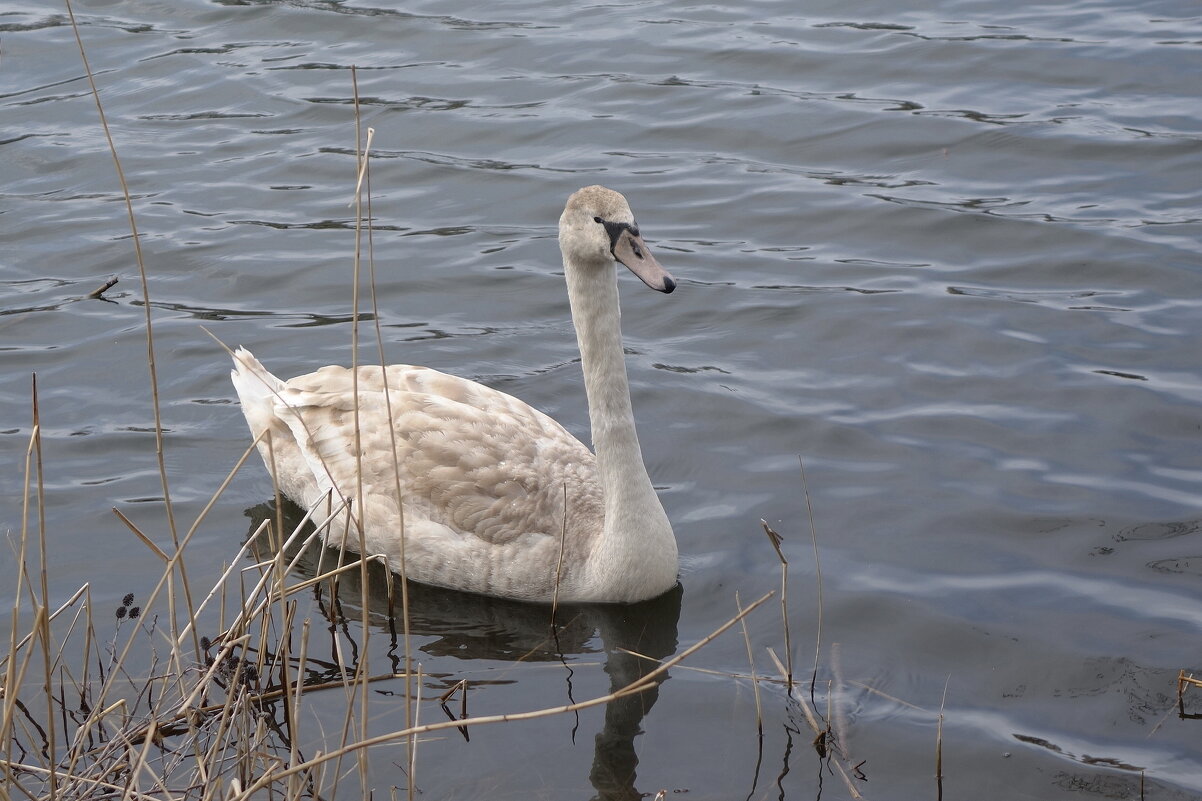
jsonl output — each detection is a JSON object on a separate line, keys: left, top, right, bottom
{"left": 613, "top": 230, "right": 676, "bottom": 294}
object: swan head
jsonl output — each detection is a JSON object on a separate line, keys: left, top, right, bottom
{"left": 559, "top": 185, "right": 676, "bottom": 293}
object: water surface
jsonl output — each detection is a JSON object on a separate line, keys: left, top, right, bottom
{"left": 3, "top": 0, "right": 1202, "bottom": 798}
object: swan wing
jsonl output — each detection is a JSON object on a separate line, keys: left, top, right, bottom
{"left": 271, "top": 364, "right": 602, "bottom": 550}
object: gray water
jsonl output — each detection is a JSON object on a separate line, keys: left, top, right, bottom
{"left": 4, "top": 0, "right": 1202, "bottom": 798}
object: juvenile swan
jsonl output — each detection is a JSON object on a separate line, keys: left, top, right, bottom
{"left": 231, "top": 186, "right": 678, "bottom": 603}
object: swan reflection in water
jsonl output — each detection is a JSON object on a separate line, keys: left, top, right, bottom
{"left": 244, "top": 500, "right": 682, "bottom": 801}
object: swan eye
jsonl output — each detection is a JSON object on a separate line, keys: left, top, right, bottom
{"left": 593, "top": 216, "right": 603, "bottom": 223}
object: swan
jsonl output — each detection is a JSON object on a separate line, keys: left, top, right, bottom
{"left": 231, "top": 185, "right": 678, "bottom": 604}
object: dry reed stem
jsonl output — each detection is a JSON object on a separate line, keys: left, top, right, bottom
{"left": 112, "top": 508, "right": 171, "bottom": 563}
{"left": 2, "top": 607, "right": 45, "bottom": 779}
{"left": 551, "top": 482, "right": 569, "bottom": 623}
{"left": 736, "top": 591, "right": 763, "bottom": 736}
{"left": 842, "top": 680, "right": 926, "bottom": 711}
{"left": 290, "top": 618, "right": 312, "bottom": 783}
{"left": 2, "top": 762, "right": 163, "bottom": 801}
{"left": 798, "top": 457, "right": 824, "bottom": 704}
{"left": 217, "top": 498, "right": 353, "bottom": 636}
{"left": 86, "top": 454, "right": 276, "bottom": 730}
{"left": 354, "top": 82, "right": 416, "bottom": 793}
{"left": 766, "top": 638, "right": 862, "bottom": 798}
{"left": 4, "top": 421, "right": 41, "bottom": 784}
{"left": 764, "top": 462, "right": 870, "bottom": 799}
{"left": 347, "top": 72, "right": 377, "bottom": 801}
{"left": 438, "top": 680, "right": 470, "bottom": 740}
{"left": 410, "top": 663, "right": 423, "bottom": 791}
{"left": 5, "top": 406, "right": 432, "bottom": 796}
{"left": 64, "top": 0, "right": 195, "bottom": 651}
{"left": 1177, "top": 670, "right": 1201, "bottom": 716}
{"left": 85, "top": 276, "right": 119, "bottom": 299}
{"left": 760, "top": 520, "right": 793, "bottom": 696}
{"left": 29, "top": 377, "right": 61, "bottom": 801}
{"left": 201, "top": 70, "right": 427, "bottom": 790}
{"left": 2, "top": 586, "right": 90, "bottom": 668}
{"left": 616, "top": 648, "right": 787, "bottom": 685}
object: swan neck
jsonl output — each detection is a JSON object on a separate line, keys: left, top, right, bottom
{"left": 563, "top": 257, "right": 662, "bottom": 523}
{"left": 565, "top": 261, "right": 641, "bottom": 465}
{"left": 561, "top": 239, "right": 677, "bottom": 602}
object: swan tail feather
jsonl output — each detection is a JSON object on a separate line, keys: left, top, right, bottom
{"left": 231, "top": 347, "right": 285, "bottom": 440}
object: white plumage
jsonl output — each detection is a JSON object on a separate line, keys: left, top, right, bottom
{"left": 231, "top": 186, "right": 678, "bottom": 603}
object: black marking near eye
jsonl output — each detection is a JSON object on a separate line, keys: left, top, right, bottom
{"left": 598, "top": 218, "right": 640, "bottom": 254}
